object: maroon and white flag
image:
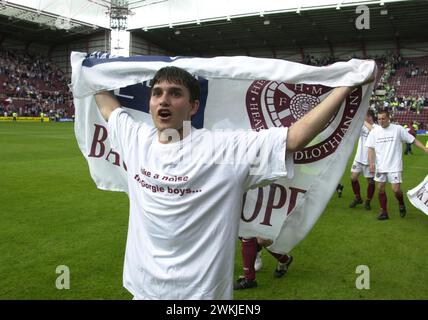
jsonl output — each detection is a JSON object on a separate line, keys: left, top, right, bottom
{"left": 407, "top": 175, "right": 428, "bottom": 216}
{"left": 71, "top": 52, "right": 376, "bottom": 253}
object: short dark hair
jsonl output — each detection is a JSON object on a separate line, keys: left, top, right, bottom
{"left": 367, "top": 109, "right": 375, "bottom": 121}
{"left": 377, "top": 109, "right": 390, "bottom": 118}
{"left": 150, "top": 66, "right": 200, "bottom": 102}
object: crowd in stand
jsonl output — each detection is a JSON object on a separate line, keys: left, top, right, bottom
{"left": 303, "top": 52, "right": 428, "bottom": 129}
{"left": 370, "top": 94, "right": 425, "bottom": 113}
{"left": 0, "top": 48, "right": 73, "bottom": 119}
{"left": 303, "top": 54, "right": 336, "bottom": 67}
{"left": 371, "top": 54, "right": 426, "bottom": 113}
{"left": 0, "top": 48, "right": 426, "bottom": 126}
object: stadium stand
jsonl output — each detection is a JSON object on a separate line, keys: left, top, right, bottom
{"left": 300, "top": 52, "right": 428, "bottom": 130}
{"left": 1, "top": 44, "right": 427, "bottom": 128}
{"left": 0, "top": 48, "right": 74, "bottom": 119}
{"left": 390, "top": 56, "right": 428, "bottom": 92}
{"left": 370, "top": 54, "right": 428, "bottom": 129}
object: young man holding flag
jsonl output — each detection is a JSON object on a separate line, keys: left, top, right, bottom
{"left": 93, "top": 65, "right": 374, "bottom": 300}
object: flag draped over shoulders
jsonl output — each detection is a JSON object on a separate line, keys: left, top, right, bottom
{"left": 70, "top": 51, "right": 375, "bottom": 253}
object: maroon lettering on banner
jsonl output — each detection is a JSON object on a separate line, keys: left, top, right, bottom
{"left": 88, "top": 123, "right": 127, "bottom": 170}
{"left": 241, "top": 188, "right": 264, "bottom": 222}
{"left": 88, "top": 124, "right": 107, "bottom": 158}
{"left": 106, "top": 149, "right": 121, "bottom": 166}
{"left": 287, "top": 187, "right": 307, "bottom": 215}
{"left": 241, "top": 184, "right": 307, "bottom": 226}
{"left": 260, "top": 183, "right": 286, "bottom": 226}
{"left": 245, "top": 80, "right": 270, "bottom": 132}
{"left": 417, "top": 187, "right": 428, "bottom": 206}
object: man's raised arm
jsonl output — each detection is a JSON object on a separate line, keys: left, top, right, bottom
{"left": 94, "top": 91, "right": 120, "bottom": 122}
{"left": 364, "top": 120, "right": 374, "bottom": 131}
{"left": 286, "top": 86, "right": 353, "bottom": 152}
{"left": 413, "top": 138, "right": 428, "bottom": 154}
{"left": 368, "top": 147, "right": 376, "bottom": 173}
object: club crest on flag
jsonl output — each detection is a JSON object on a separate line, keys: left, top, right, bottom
{"left": 246, "top": 81, "right": 362, "bottom": 163}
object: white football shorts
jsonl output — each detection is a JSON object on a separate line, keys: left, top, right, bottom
{"left": 374, "top": 172, "right": 402, "bottom": 184}
{"left": 351, "top": 161, "right": 374, "bottom": 178}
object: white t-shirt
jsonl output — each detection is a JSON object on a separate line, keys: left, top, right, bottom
{"left": 108, "top": 108, "right": 293, "bottom": 300}
{"left": 365, "top": 123, "right": 415, "bottom": 173}
{"left": 353, "top": 123, "right": 379, "bottom": 165}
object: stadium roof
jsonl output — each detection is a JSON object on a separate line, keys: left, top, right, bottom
{"left": 0, "top": 0, "right": 110, "bottom": 44}
{"left": 0, "top": 0, "right": 427, "bottom": 55}
{"left": 130, "top": 0, "right": 428, "bottom": 56}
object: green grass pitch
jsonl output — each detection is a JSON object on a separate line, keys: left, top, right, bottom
{"left": 1, "top": 122, "right": 427, "bottom": 299}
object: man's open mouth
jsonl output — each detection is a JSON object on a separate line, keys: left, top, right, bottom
{"left": 158, "top": 109, "right": 172, "bottom": 120}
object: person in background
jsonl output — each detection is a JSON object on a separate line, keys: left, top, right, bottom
{"left": 234, "top": 237, "right": 293, "bottom": 290}
{"left": 366, "top": 110, "right": 428, "bottom": 220}
{"left": 349, "top": 110, "right": 378, "bottom": 210}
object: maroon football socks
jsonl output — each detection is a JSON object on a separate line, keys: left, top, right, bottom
{"left": 379, "top": 191, "right": 388, "bottom": 213}
{"left": 351, "top": 180, "right": 362, "bottom": 201}
{"left": 265, "top": 249, "right": 290, "bottom": 264}
{"left": 367, "top": 180, "right": 375, "bottom": 202}
{"left": 395, "top": 190, "right": 405, "bottom": 206}
{"left": 241, "top": 238, "right": 257, "bottom": 280}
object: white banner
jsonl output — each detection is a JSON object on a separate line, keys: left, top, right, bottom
{"left": 71, "top": 52, "right": 375, "bottom": 253}
{"left": 407, "top": 175, "right": 428, "bottom": 216}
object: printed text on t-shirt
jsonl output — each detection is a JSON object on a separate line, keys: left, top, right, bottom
{"left": 134, "top": 169, "right": 202, "bottom": 196}
{"left": 376, "top": 137, "right": 394, "bottom": 143}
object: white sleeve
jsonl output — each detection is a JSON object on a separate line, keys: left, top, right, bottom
{"left": 107, "top": 108, "right": 143, "bottom": 162}
{"left": 400, "top": 126, "right": 415, "bottom": 144}
{"left": 365, "top": 130, "right": 376, "bottom": 148}
{"left": 232, "top": 127, "right": 293, "bottom": 191}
